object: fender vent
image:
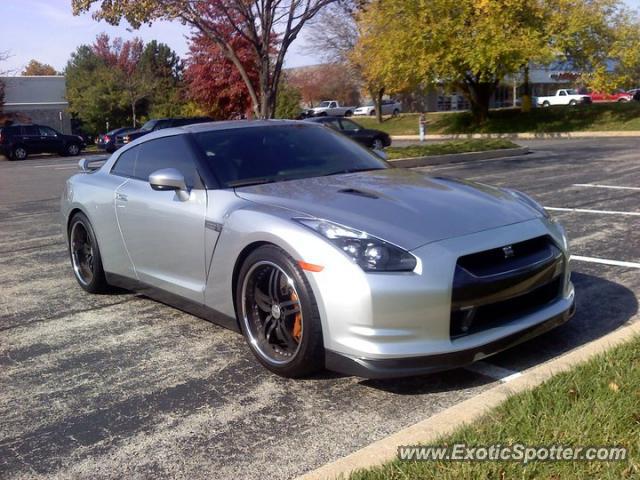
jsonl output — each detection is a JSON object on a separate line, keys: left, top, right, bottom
{"left": 337, "top": 188, "right": 378, "bottom": 199}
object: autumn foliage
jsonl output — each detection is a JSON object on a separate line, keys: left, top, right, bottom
{"left": 185, "top": 30, "right": 258, "bottom": 119}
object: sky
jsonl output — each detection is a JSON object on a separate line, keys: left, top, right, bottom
{"left": 2, "top": 0, "right": 640, "bottom": 75}
{"left": 0, "top": 0, "right": 319, "bottom": 75}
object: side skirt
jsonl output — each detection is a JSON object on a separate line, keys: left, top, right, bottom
{"left": 105, "top": 272, "right": 240, "bottom": 333}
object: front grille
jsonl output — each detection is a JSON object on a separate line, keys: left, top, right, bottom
{"left": 450, "top": 236, "right": 564, "bottom": 338}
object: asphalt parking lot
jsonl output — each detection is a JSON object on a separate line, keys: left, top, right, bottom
{"left": 1, "top": 138, "right": 639, "bottom": 479}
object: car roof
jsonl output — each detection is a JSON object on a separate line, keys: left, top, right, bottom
{"left": 118, "top": 120, "right": 322, "bottom": 151}
{"left": 305, "top": 116, "right": 342, "bottom": 122}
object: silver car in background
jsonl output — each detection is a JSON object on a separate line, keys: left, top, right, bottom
{"left": 61, "top": 120, "right": 575, "bottom": 378}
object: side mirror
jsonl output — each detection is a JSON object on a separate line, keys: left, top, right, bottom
{"left": 373, "top": 148, "right": 387, "bottom": 160}
{"left": 149, "top": 168, "right": 189, "bottom": 201}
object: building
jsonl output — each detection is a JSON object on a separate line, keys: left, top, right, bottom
{"left": 1, "top": 76, "right": 71, "bottom": 133}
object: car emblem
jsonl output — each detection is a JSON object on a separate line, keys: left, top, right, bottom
{"left": 502, "top": 245, "right": 515, "bottom": 259}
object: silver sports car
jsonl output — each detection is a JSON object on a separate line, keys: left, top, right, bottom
{"left": 61, "top": 120, "right": 575, "bottom": 378}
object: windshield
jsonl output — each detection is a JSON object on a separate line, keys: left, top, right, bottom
{"left": 318, "top": 101, "right": 331, "bottom": 108}
{"left": 193, "top": 124, "right": 388, "bottom": 188}
{"left": 140, "top": 120, "right": 157, "bottom": 132}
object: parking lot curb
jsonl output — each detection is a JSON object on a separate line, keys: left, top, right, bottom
{"left": 389, "top": 147, "right": 529, "bottom": 168}
{"left": 392, "top": 131, "right": 640, "bottom": 141}
{"left": 296, "top": 320, "right": 640, "bottom": 480}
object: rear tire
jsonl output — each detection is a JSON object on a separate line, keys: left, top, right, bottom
{"left": 370, "top": 109, "right": 376, "bottom": 116}
{"left": 392, "top": 109, "right": 400, "bottom": 117}
{"left": 542, "top": 101, "right": 550, "bottom": 108}
{"left": 344, "top": 110, "right": 353, "bottom": 117}
{"left": 12, "top": 146, "right": 27, "bottom": 160}
{"left": 236, "top": 245, "right": 325, "bottom": 377}
{"left": 68, "top": 212, "right": 109, "bottom": 293}
{"left": 569, "top": 99, "right": 578, "bottom": 106}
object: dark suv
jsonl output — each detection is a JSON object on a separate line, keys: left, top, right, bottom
{"left": 123, "top": 117, "right": 213, "bottom": 144}
{"left": 0, "top": 124, "right": 86, "bottom": 160}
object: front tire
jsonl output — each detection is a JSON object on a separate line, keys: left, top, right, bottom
{"left": 372, "top": 137, "right": 385, "bottom": 150}
{"left": 392, "top": 109, "right": 400, "bottom": 117}
{"left": 68, "top": 212, "right": 109, "bottom": 293}
{"left": 236, "top": 245, "right": 324, "bottom": 377}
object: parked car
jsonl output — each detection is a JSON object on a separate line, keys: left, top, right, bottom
{"left": 305, "top": 116, "right": 391, "bottom": 149}
{"left": 97, "top": 127, "right": 137, "bottom": 153}
{"left": 308, "top": 101, "right": 355, "bottom": 117}
{"left": 534, "top": 89, "right": 592, "bottom": 107}
{"left": 123, "top": 117, "right": 213, "bottom": 144}
{"left": 353, "top": 99, "right": 402, "bottom": 117}
{"left": 0, "top": 124, "right": 85, "bottom": 160}
{"left": 62, "top": 120, "right": 574, "bottom": 379}
{"left": 579, "top": 88, "right": 632, "bottom": 103}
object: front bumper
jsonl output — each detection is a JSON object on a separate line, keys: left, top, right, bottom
{"left": 302, "top": 217, "right": 573, "bottom": 378}
{"left": 326, "top": 299, "right": 575, "bottom": 379}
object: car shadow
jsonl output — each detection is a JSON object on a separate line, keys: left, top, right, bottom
{"left": 359, "top": 271, "right": 637, "bottom": 394}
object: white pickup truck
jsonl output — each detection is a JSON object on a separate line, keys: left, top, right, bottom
{"left": 535, "top": 89, "right": 592, "bottom": 107}
{"left": 309, "top": 100, "right": 355, "bottom": 117}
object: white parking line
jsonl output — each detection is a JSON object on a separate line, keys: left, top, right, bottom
{"left": 465, "top": 361, "right": 522, "bottom": 383}
{"left": 573, "top": 183, "right": 640, "bottom": 191}
{"left": 545, "top": 206, "right": 640, "bottom": 216}
{"left": 570, "top": 255, "right": 640, "bottom": 269}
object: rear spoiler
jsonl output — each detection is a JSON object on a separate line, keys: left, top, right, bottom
{"left": 78, "top": 156, "right": 108, "bottom": 172}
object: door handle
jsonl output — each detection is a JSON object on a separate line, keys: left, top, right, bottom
{"left": 115, "top": 193, "right": 128, "bottom": 202}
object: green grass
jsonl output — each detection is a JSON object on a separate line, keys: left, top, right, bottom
{"left": 350, "top": 336, "right": 640, "bottom": 480}
{"left": 385, "top": 139, "right": 519, "bottom": 160}
{"left": 356, "top": 102, "right": 640, "bottom": 135}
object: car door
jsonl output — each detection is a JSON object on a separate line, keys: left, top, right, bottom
{"left": 19, "top": 126, "right": 42, "bottom": 153}
{"left": 113, "top": 135, "right": 208, "bottom": 303}
{"left": 38, "top": 126, "right": 64, "bottom": 154}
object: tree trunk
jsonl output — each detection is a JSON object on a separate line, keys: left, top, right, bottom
{"left": 374, "top": 87, "right": 384, "bottom": 124}
{"left": 460, "top": 78, "right": 497, "bottom": 124}
{"left": 131, "top": 101, "right": 137, "bottom": 128}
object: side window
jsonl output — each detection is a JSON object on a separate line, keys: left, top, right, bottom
{"left": 340, "top": 119, "right": 360, "bottom": 131}
{"left": 21, "top": 126, "right": 39, "bottom": 136}
{"left": 559, "top": 90, "right": 566, "bottom": 96}
{"left": 330, "top": 102, "right": 337, "bottom": 108}
{"left": 154, "top": 120, "right": 171, "bottom": 130}
{"left": 39, "top": 126, "right": 57, "bottom": 137}
{"left": 135, "top": 135, "right": 199, "bottom": 187}
{"left": 111, "top": 146, "right": 139, "bottom": 178}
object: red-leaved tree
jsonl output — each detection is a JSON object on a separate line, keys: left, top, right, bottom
{"left": 185, "top": 28, "right": 258, "bottom": 119}
{"left": 92, "top": 34, "right": 156, "bottom": 126}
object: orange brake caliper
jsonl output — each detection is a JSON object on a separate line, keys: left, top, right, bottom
{"left": 291, "top": 291, "right": 302, "bottom": 341}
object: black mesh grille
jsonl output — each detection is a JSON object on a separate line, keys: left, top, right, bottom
{"left": 450, "top": 235, "right": 564, "bottom": 339}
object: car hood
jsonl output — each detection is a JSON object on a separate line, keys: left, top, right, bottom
{"left": 234, "top": 169, "right": 542, "bottom": 250}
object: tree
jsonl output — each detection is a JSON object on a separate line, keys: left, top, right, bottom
{"left": 185, "top": 27, "right": 258, "bottom": 119}
{"left": 140, "top": 41, "right": 185, "bottom": 118}
{"left": 275, "top": 78, "right": 302, "bottom": 118}
{"left": 65, "top": 35, "right": 185, "bottom": 135}
{"left": 72, "top": 0, "right": 338, "bottom": 119}
{"left": 355, "top": 0, "right": 640, "bottom": 124}
{"left": 22, "top": 60, "right": 57, "bottom": 76}
{"left": 92, "top": 34, "right": 158, "bottom": 127}
{"left": 288, "top": 64, "right": 360, "bottom": 106}
{"left": 0, "top": 51, "right": 8, "bottom": 115}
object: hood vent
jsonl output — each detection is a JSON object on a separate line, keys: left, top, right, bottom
{"left": 337, "top": 188, "right": 379, "bottom": 199}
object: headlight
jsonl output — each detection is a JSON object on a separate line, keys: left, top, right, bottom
{"left": 507, "top": 189, "right": 550, "bottom": 218}
{"left": 295, "top": 218, "right": 417, "bottom": 272}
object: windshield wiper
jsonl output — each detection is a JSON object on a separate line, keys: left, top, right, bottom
{"left": 227, "top": 177, "right": 276, "bottom": 188}
{"left": 324, "top": 167, "right": 385, "bottom": 177}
